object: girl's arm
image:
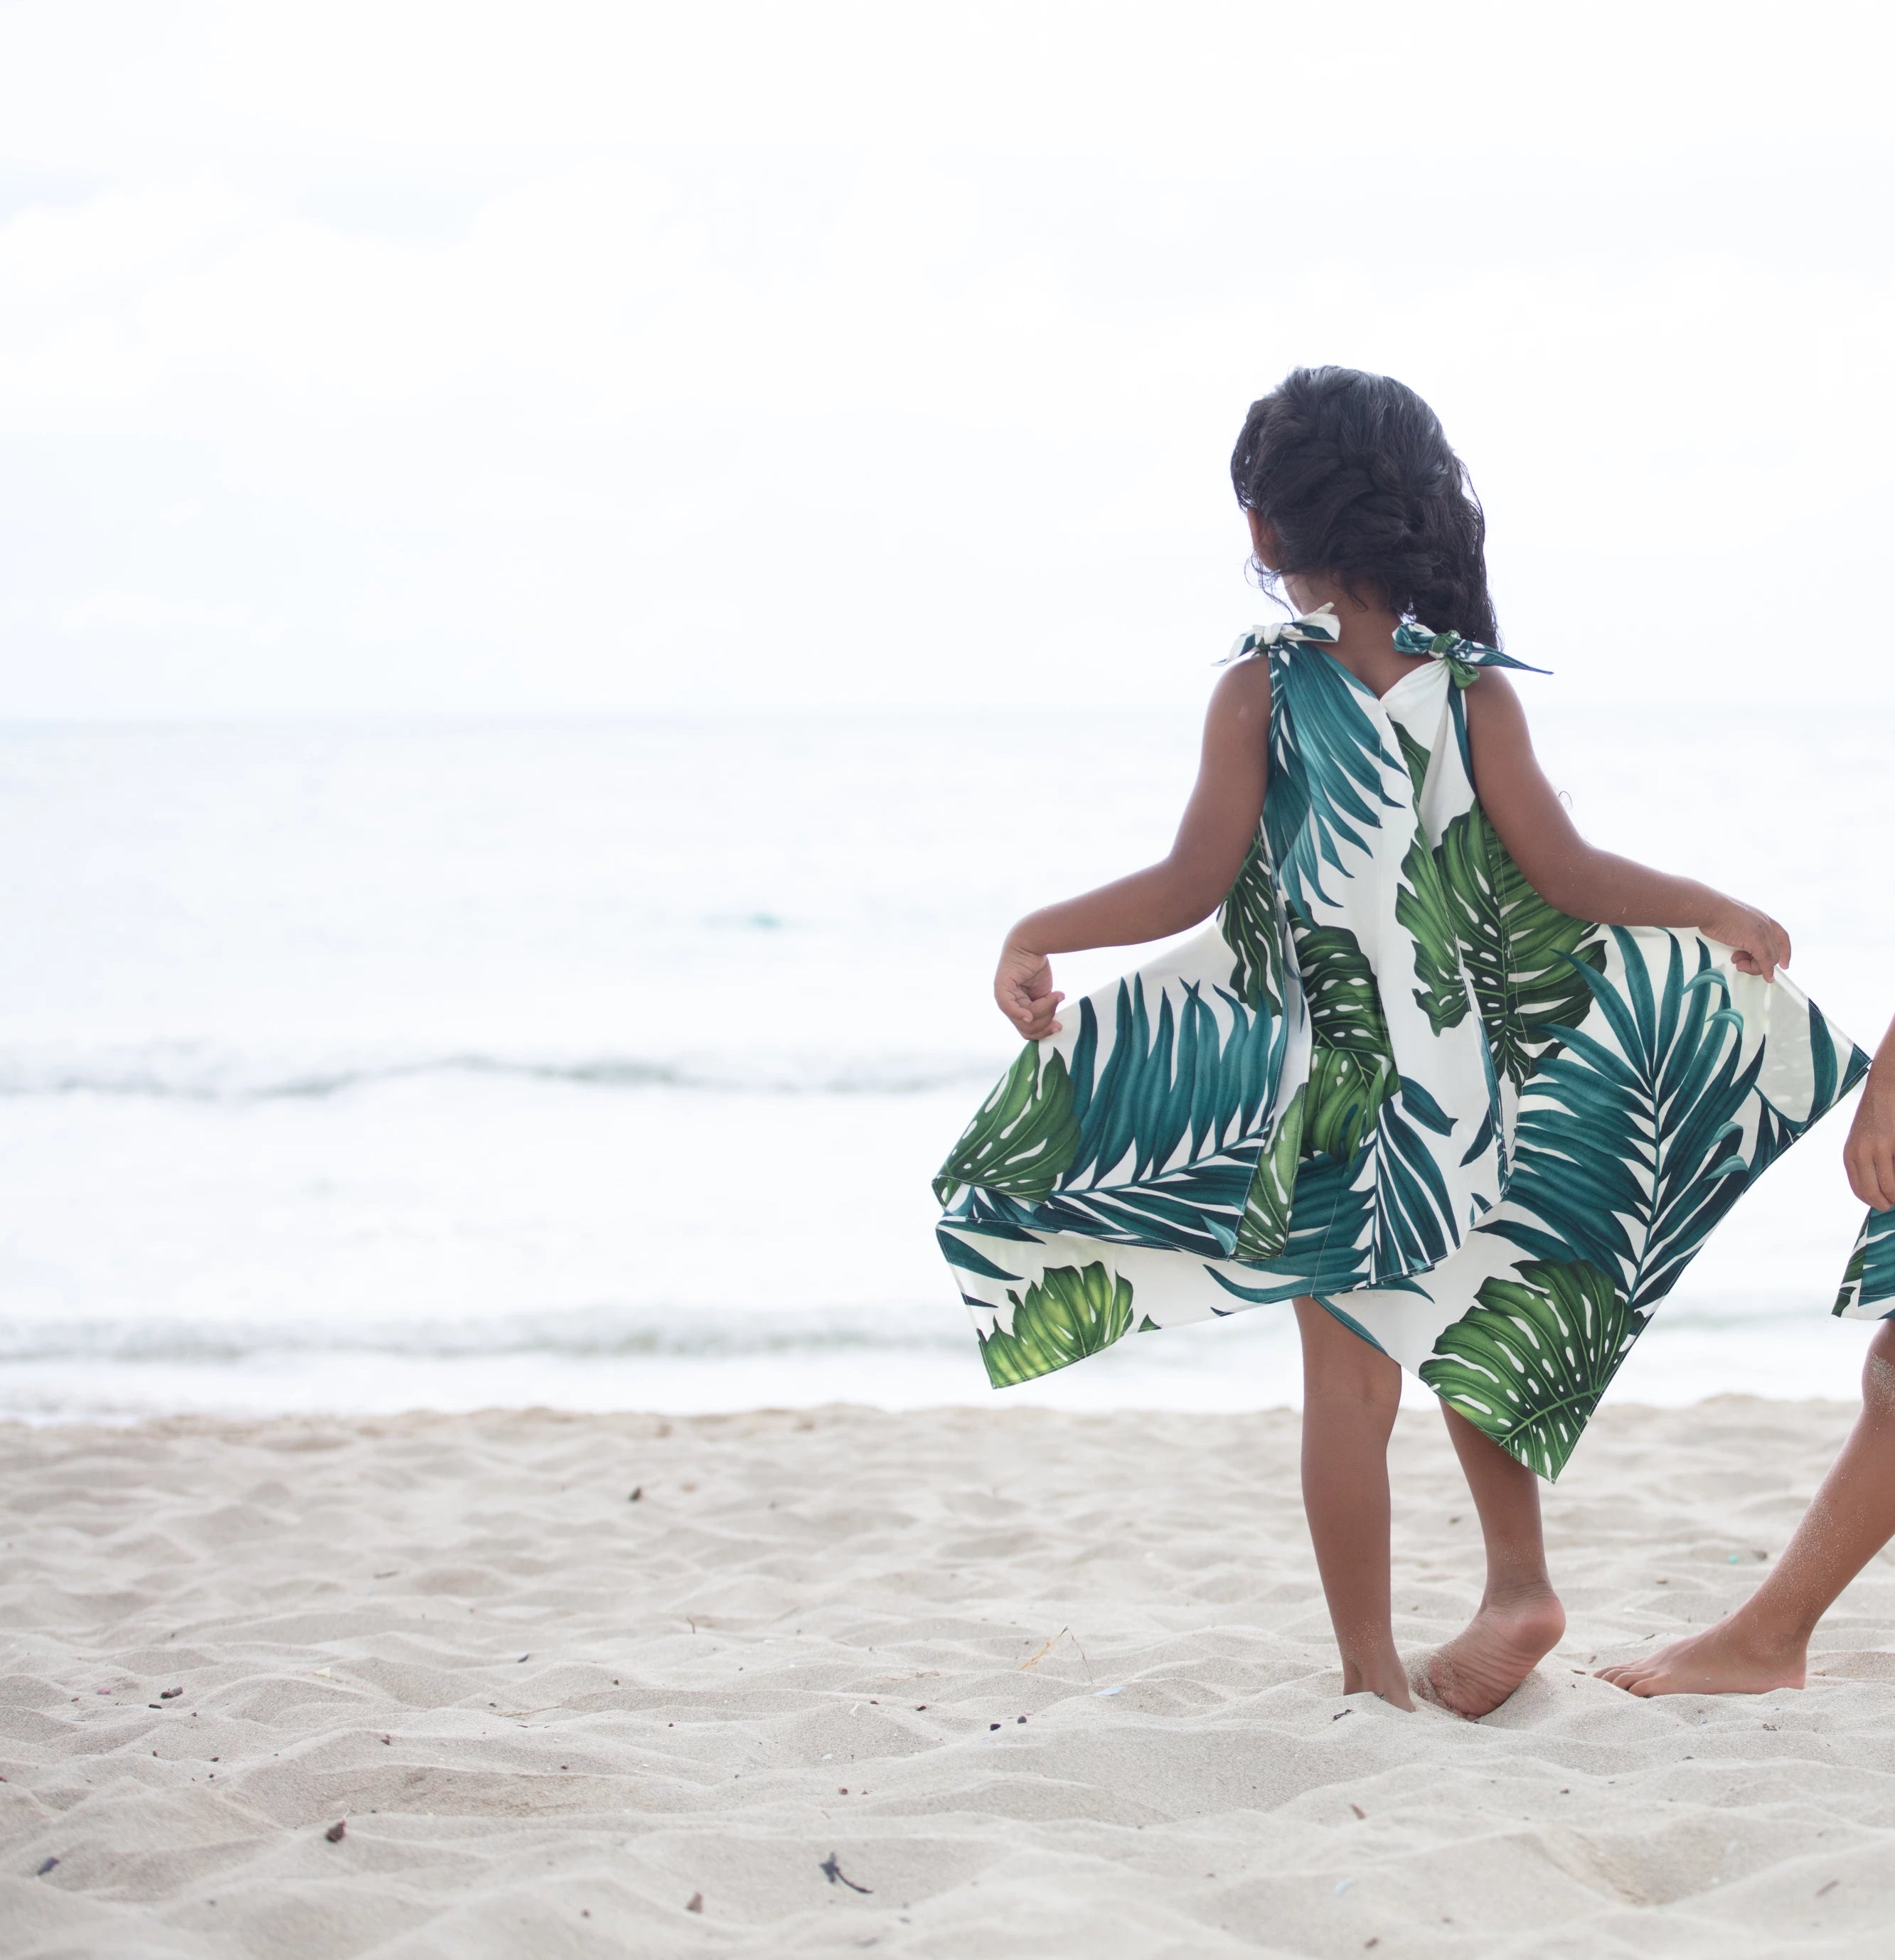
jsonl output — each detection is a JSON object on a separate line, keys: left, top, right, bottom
{"left": 995, "top": 660, "right": 1272, "bottom": 1039}
{"left": 1846, "top": 1017, "right": 1895, "bottom": 1211}
{"left": 1464, "top": 671, "right": 1791, "bottom": 980}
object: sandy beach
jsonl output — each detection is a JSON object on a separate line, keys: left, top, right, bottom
{"left": 6, "top": 1399, "right": 1895, "bottom": 1957}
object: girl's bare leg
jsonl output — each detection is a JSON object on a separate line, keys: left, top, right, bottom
{"left": 1294, "top": 1299, "right": 1413, "bottom": 1708}
{"left": 1600, "top": 1319, "right": 1895, "bottom": 1696}
{"left": 1419, "top": 1408, "right": 1566, "bottom": 1716}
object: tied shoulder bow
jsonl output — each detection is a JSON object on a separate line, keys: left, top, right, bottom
{"left": 1222, "top": 602, "right": 1343, "bottom": 664}
{"left": 1224, "top": 604, "right": 1549, "bottom": 685}
{"left": 1391, "top": 621, "right": 1548, "bottom": 689}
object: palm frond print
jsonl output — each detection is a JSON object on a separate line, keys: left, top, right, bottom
{"left": 1835, "top": 1207, "right": 1895, "bottom": 1318}
{"left": 956, "top": 970, "right": 1291, "bottom": 1262}
{"left": 1495, "top": 931, "right": 1762, "bottom": 1311}
{"left": 1265, "top": 641, "right": 1405, "bottom": 915}
{"left": 936, "top": 618, "right": 1867, "bottom": 1472}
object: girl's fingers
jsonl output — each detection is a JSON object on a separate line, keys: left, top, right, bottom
{"left": 1847, "top": 1141, "right": 1895, "bottom": 1212}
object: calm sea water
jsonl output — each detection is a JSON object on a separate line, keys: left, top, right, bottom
{"left": 0, "top": 700, "right": 1888, "bottom": 1421}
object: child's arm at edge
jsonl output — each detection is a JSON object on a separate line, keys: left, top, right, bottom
{"left": 995, "top": 660, "right": 1272, "bottom": 1040}
{"left": 1846, "top": 1017, "right": 1895, "bottom": 1211}
{"left": 1463, "top": 670, "right": 1791, "bottom": 982}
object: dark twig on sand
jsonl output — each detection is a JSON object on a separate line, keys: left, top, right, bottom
{"left": 820, "top": 1853, "right": 872, "bottom": 1894}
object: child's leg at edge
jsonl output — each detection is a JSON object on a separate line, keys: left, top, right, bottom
{"left": 1601, "top": 1318, "right": 1895, "bottom": 1696}
{"left": 1421, "top": 1406, "right": 1566, "bottom": 1717}
{"left": 1294, "top": 1299, "right": 1412, "bottom": 1708}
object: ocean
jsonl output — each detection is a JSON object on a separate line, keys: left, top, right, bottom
{"left": 1, "top": 700, "right": 1887, "bottom": 1422}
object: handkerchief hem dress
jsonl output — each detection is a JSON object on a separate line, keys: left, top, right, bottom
{"left": 934, "top": 609, "right": 1889, "bottom": 1480}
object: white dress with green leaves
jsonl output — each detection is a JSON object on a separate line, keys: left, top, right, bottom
{"left": 935, "top": 609, "right": 1874, "bottom": 1479}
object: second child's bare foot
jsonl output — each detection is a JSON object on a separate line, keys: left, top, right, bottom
{"left": 1416, "top": 1584, "right": 1566, "bottom": 1718}
{"left": 1597, "top": 1617, "right": 1807, "bottom": 1697}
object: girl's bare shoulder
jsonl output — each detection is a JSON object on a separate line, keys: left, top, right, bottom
{"left": 1460, "top": 664, "right": 1529, "bottom": 744}
{"left": 1208, "top": 646, "right": 1273, "bottom": 729}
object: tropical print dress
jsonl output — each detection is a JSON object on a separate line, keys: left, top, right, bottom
{"left": 935, "top": 606, "right": 1874, "bottom": 1479}
{"left": 1836, "top": 1207, "right": 1895, "bottom": 1318}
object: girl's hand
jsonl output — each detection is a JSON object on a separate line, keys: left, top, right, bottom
{"left": 1699, "top": 895, "right": 1791, "bottom": 980}
{"left": 995, "top": 940, "right": 1064, "bottom": 1041}
{"left": 1847, "top": 1051, "right": 1895, "bottom": 1211}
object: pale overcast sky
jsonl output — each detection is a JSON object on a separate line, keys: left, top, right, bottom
{"left": 1, "top": 0, "right": 1891, "bottom": 716}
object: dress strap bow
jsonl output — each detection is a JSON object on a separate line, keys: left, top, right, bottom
{"left": 1222, "top": 602, "right": 1343, "bottom": 664}
{"left": 1392, "top": 622, "right": 1549, "bottom": 690}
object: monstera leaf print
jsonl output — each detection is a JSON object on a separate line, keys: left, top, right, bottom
{"left": 1496, "top": 931, "right": 1760, "bottom": 1312}
{"left": 978, "top": 1263, "right": 1134, "bottom": 1387}
{"left": 1305, "top": 1046, "right": 1392, "bottom": 1160}
{"left": 1291, "top": 916, "right": 1394, "bottom": 1155}
{"left": 1394, "top": 723, "right": 1432, "bottom": 800}
{"left": 1836, "top": 1208, "right": 1895, "bottom": 1317}
{"left": 1293, "top": 918, "right": 1389, "bottom": 1057}
{"left": 1437, "top": 805, "right": 1604, "bottom": 1087}
{"left": 1265, "top": 646, "right": 1405, "bottom": 914}
{"left": 1396, "top": 832, "right": 1472, "bottom": 1035}
{"left": 934, "top": 1044, "right": 1079, "bottom": 1208}
{"left": 1235, "top": 1081, "right": 1306, "bottom": 1261}
{"left": 1218, "top": 834, "right": 1289, "bottom": 1013}
{"left": 1420, "top": 1258, "right": 1640, "bottom": 1479}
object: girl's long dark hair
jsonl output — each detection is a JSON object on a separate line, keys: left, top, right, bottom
{"left": 1229, "top": 367, "right": 1499, "bottom": 646}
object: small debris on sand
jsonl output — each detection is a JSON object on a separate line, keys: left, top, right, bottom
{"left": 161, "top": 1688, "right": 182, "bottom": 1699}
{"left": 325, "top": 1821, "right": 346, "bottom": 1843}
{"left": 1350, "top": 1803, "right": 1367, "bottom": 1819}
{"left": 36, "top": 1856, "right": 59, "bottom": 1877}
{"left": 820, "top": 1852, "right": 872, "bottom": 1893}
{"left": 686, "top": 1892, "right": 704, "bottom": 1913}
{"left": 629, "top": 1488, "right": 643, "bottom": 1502}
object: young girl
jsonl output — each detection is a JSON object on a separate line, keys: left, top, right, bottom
{"left": 934, "top": 366, "right": 1867, "bottom": 1715}
{"left": 1598, "top": 1019, "right": 1895, "bottom": 1696}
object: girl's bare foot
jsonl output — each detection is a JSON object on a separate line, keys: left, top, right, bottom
{"left": 1341, "top": 1654, "right": 1416, "bottom": 1711}
{"left": 1596, "top": 1616, "right": 1806, "bottom": 1696}
{"left": 1416, "top": 1583, "right": 1566, "bottom": 1718}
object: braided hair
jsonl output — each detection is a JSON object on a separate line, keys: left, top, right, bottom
{"left": 1229, "top": 367, "right": 1499, "bottom": 647}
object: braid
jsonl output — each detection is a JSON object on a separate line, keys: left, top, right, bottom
{"left": 1229, "top": 367, "right": 1499, "bottom": 647}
